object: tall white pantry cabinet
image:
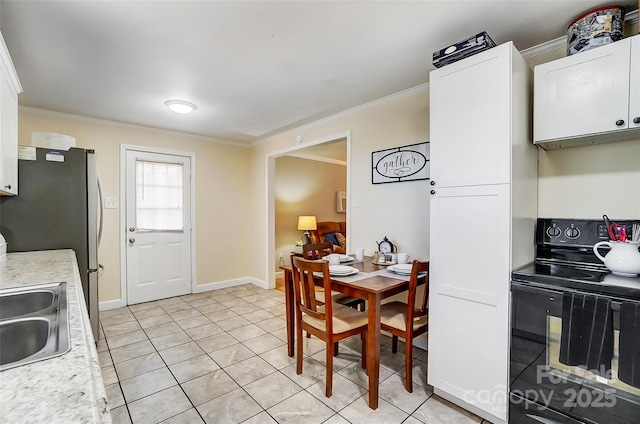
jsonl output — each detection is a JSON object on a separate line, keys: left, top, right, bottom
{"left": 427, "top": 41, "right": 538, "bottom": 424}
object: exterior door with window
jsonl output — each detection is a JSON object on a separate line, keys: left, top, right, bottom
{"left": 125, "top": 150, "right": 192, "bottom": 304}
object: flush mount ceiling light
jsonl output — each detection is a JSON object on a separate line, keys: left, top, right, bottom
{"left": 165, "top": 100, "right": 197, "bottom": 114}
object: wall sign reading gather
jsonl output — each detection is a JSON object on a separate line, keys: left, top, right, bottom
{"left": 371, "top": 141, "right": 429, "bottom": 184}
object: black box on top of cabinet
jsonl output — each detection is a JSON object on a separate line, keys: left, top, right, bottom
{"left": 432, "top": 31, "right": 497, "bottom": 68}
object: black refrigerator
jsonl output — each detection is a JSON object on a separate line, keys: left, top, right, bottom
{"left": 0, "top": 147, "right": 101, "bottom": 340}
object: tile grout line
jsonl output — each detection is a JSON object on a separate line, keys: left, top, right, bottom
{"left": 100, "top": 320, "right": 135, "bottom": 424}
{"left": 105, "top": 287, "right": 286, "bottom": 423}
{"left": 136, "top": 302, "right": 206, "bottom": 424}
{"left": 101, "top": 284, "right": 441, "bottom": 424}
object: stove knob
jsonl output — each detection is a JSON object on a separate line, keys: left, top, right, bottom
{"left": 546, "top": 225, "right": 561, "bottom": 238}
{"left": 565, "top": 226, "right": 580, "bottom": 239}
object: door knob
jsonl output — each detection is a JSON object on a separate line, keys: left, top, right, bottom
{"left": 634, "top": 117, "right": 640, "bottom": 124}
{"left": 615, "top": 119, "right": 625, "bottom": 126}
{"left": 4, "top": 184, "right": 11, "bottom": 190}
{"left": 129, "top": 226, "right": 136, "bottom": 232}
{"left": 129, "top": 238, "right": 135, "bottom": 244}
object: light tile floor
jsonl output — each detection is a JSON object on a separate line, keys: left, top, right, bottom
{"left": 98, "top": 283, "right": 489, "bottom": 424}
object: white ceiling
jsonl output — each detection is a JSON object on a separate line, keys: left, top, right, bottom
{"left": 1, "top": 1, "right": 637, "bottom": 145}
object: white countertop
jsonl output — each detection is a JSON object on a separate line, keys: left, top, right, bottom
{"left": 0, "top": 250, "right": 111, "bottom": 424}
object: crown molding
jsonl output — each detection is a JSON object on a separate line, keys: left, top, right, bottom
{"left": 18, "top": 106, "right": 250, "bottom": 148}
{"left": 253, "top": 83, "right": 429, "bottom": 147}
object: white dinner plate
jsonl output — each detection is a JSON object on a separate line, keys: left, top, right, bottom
{"left": 323, "top": 255, "right": 354, "bottom": 263}
{"left": 388, "top": 264, "right": 413, "bottom": 275}
{"left": 329, "top": 265, "right": 358, "bottom": 276}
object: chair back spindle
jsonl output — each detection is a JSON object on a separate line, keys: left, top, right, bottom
{"left": 302, "top": 242, "right": 333, "bottom": 260}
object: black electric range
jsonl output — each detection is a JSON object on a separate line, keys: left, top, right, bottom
{"left": 512, "top": 218, "right": 640, "bottom": 300}
{"left": 509, "top": 218, "right": 640, "bottom": 424}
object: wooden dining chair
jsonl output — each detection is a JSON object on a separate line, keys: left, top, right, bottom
{"left": 302, "top": 242, "right": 333, "bottom": 260}
{"left": 291, "top": 256, "right": 368, "bottom": 397}
{"left": 380, "top": 260, "right": 429, "bottom": 392}
{"left": 301, "top": 243, "right": 365, "bottom": 312}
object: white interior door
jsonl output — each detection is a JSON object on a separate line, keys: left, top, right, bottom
{"left": 125, "top": 149, "right": 192, "bottom": 304}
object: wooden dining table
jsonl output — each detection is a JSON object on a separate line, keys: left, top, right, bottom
{"left": 279, "top": 257, "right": 426, "bottom": 410}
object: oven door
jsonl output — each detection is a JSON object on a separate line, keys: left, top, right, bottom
{"left": 510, "top": 282, "right": 640, "bottom": 424}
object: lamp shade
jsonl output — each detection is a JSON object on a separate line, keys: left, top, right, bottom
{"left": 297, "top": 215, "right": 317, "bottom": 231}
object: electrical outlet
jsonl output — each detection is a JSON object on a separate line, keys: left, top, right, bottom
{"left": 279, "top": 252, "right": 284, "bottom": 260}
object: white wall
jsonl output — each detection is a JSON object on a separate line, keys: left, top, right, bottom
{"left": 250, "top": 88, "right": 430, "bottom": 285}
{"left": 537, "top": 139, "right": 640, "bottom": 218}
{"left": 17, "top": 108, "right": 253, "bottom": 303}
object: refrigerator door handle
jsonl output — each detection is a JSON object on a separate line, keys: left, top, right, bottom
{"left": 97, "top": 175, "right": 104, "bottom": 247}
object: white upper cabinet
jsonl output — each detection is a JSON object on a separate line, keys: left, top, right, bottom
{"left": 630, "top": 35, "right": 640, "bottom": 132}
{"left": 534, "top": 34, "right": 640, "bottom": 149}
{"left": 0, "top": 31, "right": 22, "bottom": 196}
{"left": 429, "top": 42, "right": 512, "bottom": 187}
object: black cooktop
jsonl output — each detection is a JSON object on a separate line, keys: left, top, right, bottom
{"left": 512, "top": 261, "right": 640, "bottom": 300}
{"left": 512, "top": 218, "right": 640, "bottom": 300}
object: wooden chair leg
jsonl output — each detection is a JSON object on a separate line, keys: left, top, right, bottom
{"left": 404, "top": 337, "right": 413, "bottom": 393}
{"left": 326, "top": 340, "right": 334, "bottom": 397}
{"left": 361, "top": 331, "right": 367, "bottom": 369}
{"left": 392, "top": 335, "right": 399, "bottom": 353}
{"left": 306, "top": 332, "right": 311, "bottom": 339}
{"left": 334, "top": 342, "right": 339, "bottom": 357}
{"left": 296, "top": 327, "right": 304, "bottom": 375}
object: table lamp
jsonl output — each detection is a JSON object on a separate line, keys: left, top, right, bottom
{"left": 297, "top": 215, "right": 317, "bottom": 245}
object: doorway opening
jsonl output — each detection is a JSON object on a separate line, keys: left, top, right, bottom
{"left": 266, "top": 131, "right": 350, "bottom": 289}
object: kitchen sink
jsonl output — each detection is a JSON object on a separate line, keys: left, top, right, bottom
{"left": 0, "top": 283, "right": 70, "bottom": 371}
{"left": 0, "top": 290, "right": 55, "bottom": 320}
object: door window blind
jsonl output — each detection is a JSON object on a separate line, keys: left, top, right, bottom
{"left": 135, "top": 160, "right": 184, "bottom": 231}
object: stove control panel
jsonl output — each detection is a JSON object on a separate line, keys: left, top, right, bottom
{"left": 537, "top": 218, "right": 636, "bottom": 247}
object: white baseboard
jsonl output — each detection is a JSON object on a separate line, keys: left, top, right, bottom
{"left": 100, "top": 277, "right": 271, "bottom": 309}
{"left": 99, "top": 298, "right": 126, "bottom": 311}
{"left": 246, "top": 277, "right": 270, "bottom": 289}
{"left": 275, "top": 270, "right": 284, "bottom": 279}
{"left": 194, "top": 276, "right": 269, "bottom": 292}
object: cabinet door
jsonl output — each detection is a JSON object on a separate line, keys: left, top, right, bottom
{"left": 534, "top": 38, "right": 631, "bottom": 142}
{"left": 0, "top": 73, "right": 18, "bottom": 195}
{"left": 430, "top": 42, "right": 512, "bottom": 188}
{"left": 428, "top": 184, "right": 511, "bottom": 421}
{"left": 630, "top": 36, "right": 640, "bottom": 130}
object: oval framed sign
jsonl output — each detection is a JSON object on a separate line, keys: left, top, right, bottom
{"left": 371, "top": 141, "right": 429, "bottom": 184}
